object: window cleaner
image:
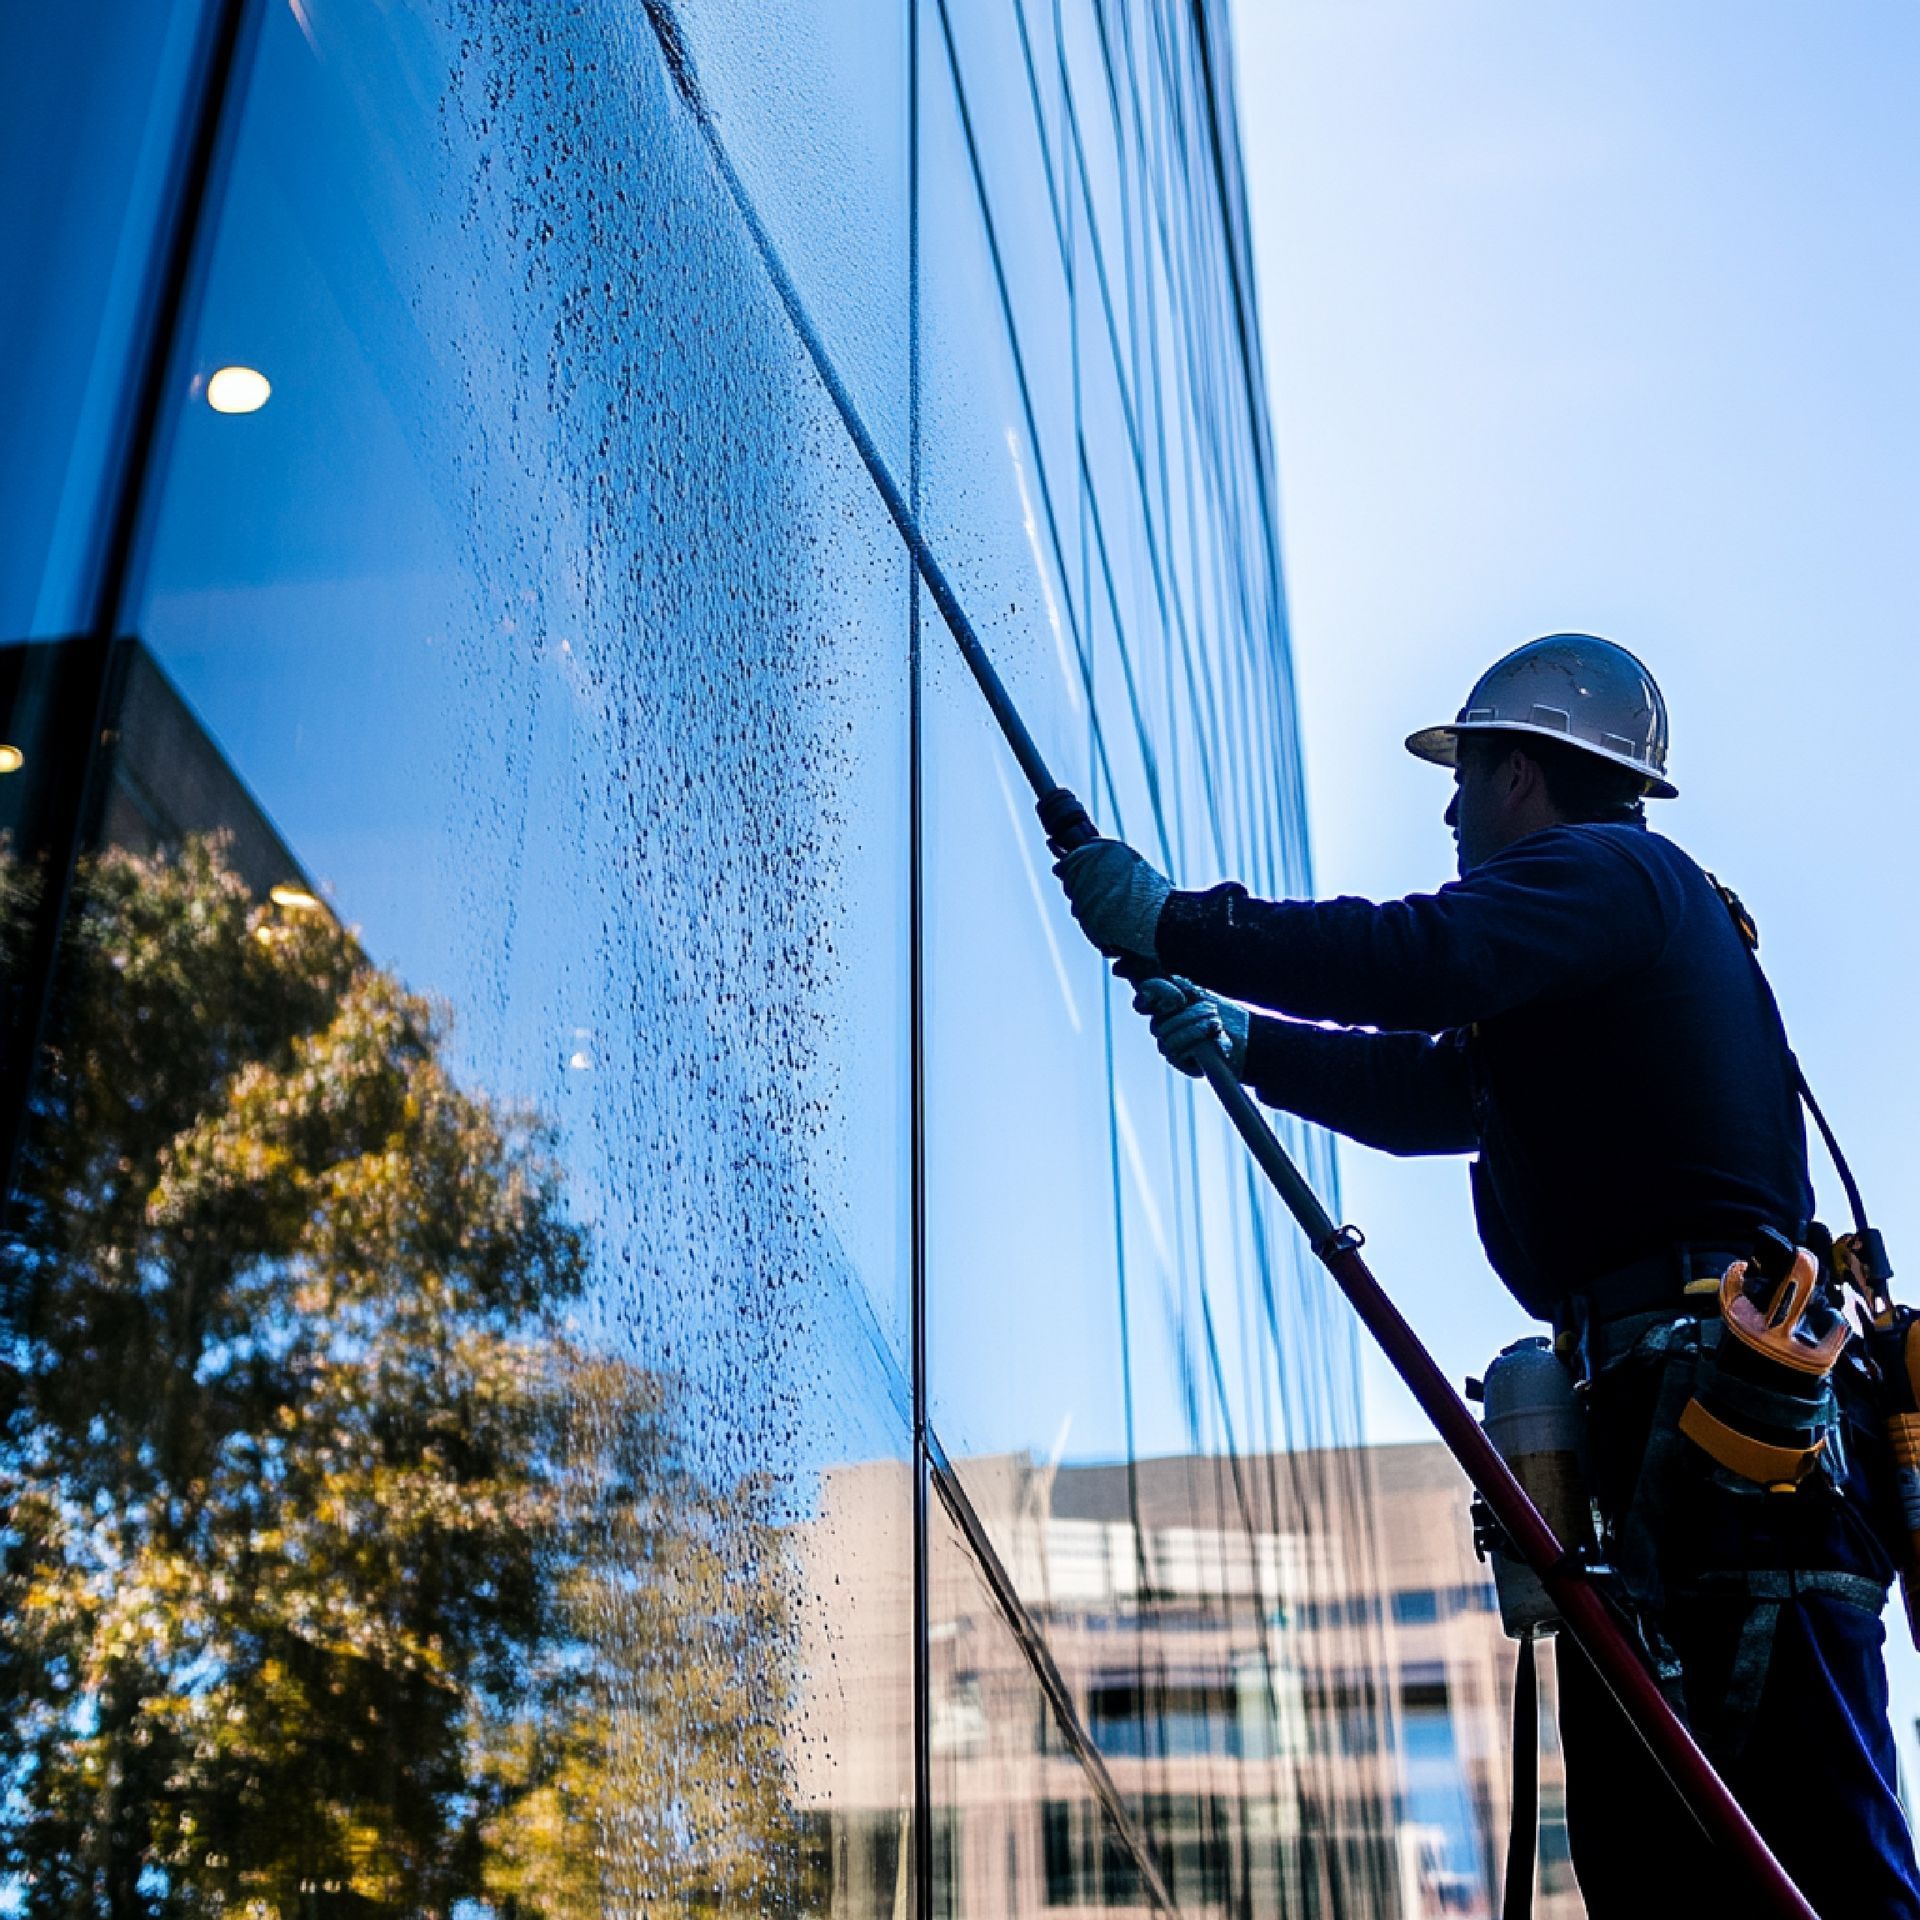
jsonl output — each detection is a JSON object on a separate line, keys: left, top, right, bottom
{"left": 1045, "top": 711, "right": 1838, "bottom": 1916}
{"left": 1062, "top": 637, "right": 1920, "bottom": 1919}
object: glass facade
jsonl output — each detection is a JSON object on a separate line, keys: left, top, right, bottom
{"left": 0, "top": 3, "right": 1410, "bottom": 1915}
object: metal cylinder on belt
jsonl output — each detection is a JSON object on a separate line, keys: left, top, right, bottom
{"left": 1480, "top": 1336, "right": 1595, "bottom": 1638}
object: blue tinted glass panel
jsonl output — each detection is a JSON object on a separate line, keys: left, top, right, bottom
{"left": 918, "top": 32, "right": 1089, "bottom": 752}
{"left": 5, "top": 3, "right": 913, "bottom": 1905}
{"left": 922, "top": 578, "right": 1122, "bottom": 1484}
{"left": 930, "top": 0, "right": 1076, "bottom": 510}
{"left": 0, "top": 3, "right": 210, "bottom": 636}
{"left": 1401, "top": 1700, "right": 1491, "bottom": 1908}
{"left": 920, "top": 6, "right": 1397, "bottom": 1909}
{"left": 919, "top": 0, "right": 1121, "bottom": 1546}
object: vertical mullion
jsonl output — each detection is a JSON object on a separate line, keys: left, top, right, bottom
{"left": 908, "top": 0, "right": 932, "bottom": 1913}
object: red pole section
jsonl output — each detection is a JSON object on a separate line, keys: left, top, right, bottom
{"left": 1185, "top": 1050, "right": 1816, "bottom": 1918}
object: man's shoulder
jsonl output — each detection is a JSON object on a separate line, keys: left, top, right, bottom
{"left": 1474, "top": 822, "right": 1706, "bottom": 926}
{"left": 1479, "top": 819, "right": 1676, "bottom": 877}
{"left": 1523, "top": 820, "right": 1704, "bottom": 882}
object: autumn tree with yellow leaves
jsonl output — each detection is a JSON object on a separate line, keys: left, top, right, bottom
{"left": 0, "top": 835, "right": 808, "bottom": 1918}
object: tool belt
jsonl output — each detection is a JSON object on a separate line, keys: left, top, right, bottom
{"left": 1561, "top": 1231, "right": 1892, "bottom": 1755}
{"left": 1569, "top": 1233, "right": 1855, "bottom": 1486}
{"left": 1555, "top": 1242, "right": 1744, "bottom": 1377}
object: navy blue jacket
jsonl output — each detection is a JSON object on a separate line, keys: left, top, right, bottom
{"left": 1155, "top": 823, "right": 1815, "bottom": 1319}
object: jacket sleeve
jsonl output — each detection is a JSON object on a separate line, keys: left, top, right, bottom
{"left": 1242, "top": 1017, "right": 1478, "bottom": 1157}
{"left": 1156, "top": 825, "right": 1669, "bottom": 1033}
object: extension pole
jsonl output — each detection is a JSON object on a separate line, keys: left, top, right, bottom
{"left": 658, "top": 58, "right": 1816, "bottom": 1920}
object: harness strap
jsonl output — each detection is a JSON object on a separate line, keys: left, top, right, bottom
{"left": 1794, "top": 1062, "right": 1872, "bottom": 1248}
{"left": 1613, "top": 1319, "right": 1703, "bottom": 1619}
{"left": 1681, "top": 1568, "right": 1887, "bottom": 1758}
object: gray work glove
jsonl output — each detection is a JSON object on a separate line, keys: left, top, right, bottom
{"left": 1054, "top": 838, "right": 1172, "bottom": 963}
{"left": 1132, "top": 976, "right": 1249, "bottom": 1078}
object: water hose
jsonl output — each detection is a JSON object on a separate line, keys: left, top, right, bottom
{"left": 653, "top": 33, "right": 1817, "bottom": 1919}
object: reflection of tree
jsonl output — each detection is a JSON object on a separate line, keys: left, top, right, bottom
{"left": 1, "top": 835, "right": 803, "bottom": 1918}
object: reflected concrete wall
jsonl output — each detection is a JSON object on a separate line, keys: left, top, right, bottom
{"left": 796, "top": 1447, "right": 1575, "bottom": 1919}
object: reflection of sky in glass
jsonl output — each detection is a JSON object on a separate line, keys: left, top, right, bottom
{"left": 129, "top": 0, "right": 1356, "bottom": 1507}
{"left": 139, "top": 4, "right": 917, "bottom": 1503}
{"left": 1402, "top": 1703, "right": 1488, "bottom": 1904}
{"left": 0, "top": 1, "right": 210, "bottom": 636}
{"left": 912, "top": 6, "right": 1353, "bottom": 1512}
{"left": 0, "top": 0, "right": 1414, "bottom": 1907}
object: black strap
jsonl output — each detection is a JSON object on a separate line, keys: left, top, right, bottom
{"left": 1793, "top": 1059, "right": 1872, "bottom": 1244}
{"left": 1681, "top": 1568, "right": 1887, "bottom": 1757}
{"left": 1611, "top": 1318, "right": 1708, "bottom": 1618}
{"left": 1712, "top": 873, "right": 1876, "bottom": 1245}
{"left": 1502, "top": 1631, "right": 1538, "bottom": 1920}
{"left": 1561, "top": 1246, "right": 1740, "bottom": 1347}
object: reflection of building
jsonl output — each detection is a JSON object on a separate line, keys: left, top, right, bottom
{"left": 1362, "top": 1447, "right": 1577, "bottom": 1918}
{"left": 796, "top": 1447, "right": 1581, "bottom": 1920}
{"left": 0, "top": 636, "right": 322, "bottom": 1180}
{"left": 0, "top": 637, "right": 305, "bottom": 899}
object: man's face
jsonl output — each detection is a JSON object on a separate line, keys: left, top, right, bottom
{"left": 1444, "top": 744, "right": 1510, "bottom": 877}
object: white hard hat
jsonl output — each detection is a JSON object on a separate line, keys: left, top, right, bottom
{"left": 1405, "top": 634, "right": 1676, "bottom": 799}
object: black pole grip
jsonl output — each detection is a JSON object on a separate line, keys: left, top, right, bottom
{"left": 1037, "top": 786, "right": 1100, "bottom": 858}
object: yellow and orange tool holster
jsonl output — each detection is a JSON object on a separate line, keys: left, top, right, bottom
{"left": 1679, "top": 1234, "right": 1850, "bottom": 1493}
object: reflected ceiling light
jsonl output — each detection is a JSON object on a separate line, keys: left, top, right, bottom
{"left": 207, "top": 365, "right": 271, "bottom": 414}
{"left": 568, "top": 1050, "right": 594, "bottom": 1072}
{"left": 270, "top": 883, "right": 323, "bottom": 912}
{"left": 0, "top": 745, "right": 23, "bottom": 775}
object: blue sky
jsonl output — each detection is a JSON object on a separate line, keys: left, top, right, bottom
{"left": 1234, "top": 0, "right": 1920, "bottom": 1763}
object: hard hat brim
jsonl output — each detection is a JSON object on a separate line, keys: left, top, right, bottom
{"left": 1405, "top": 720, "right": 1678, "bottom": 800}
